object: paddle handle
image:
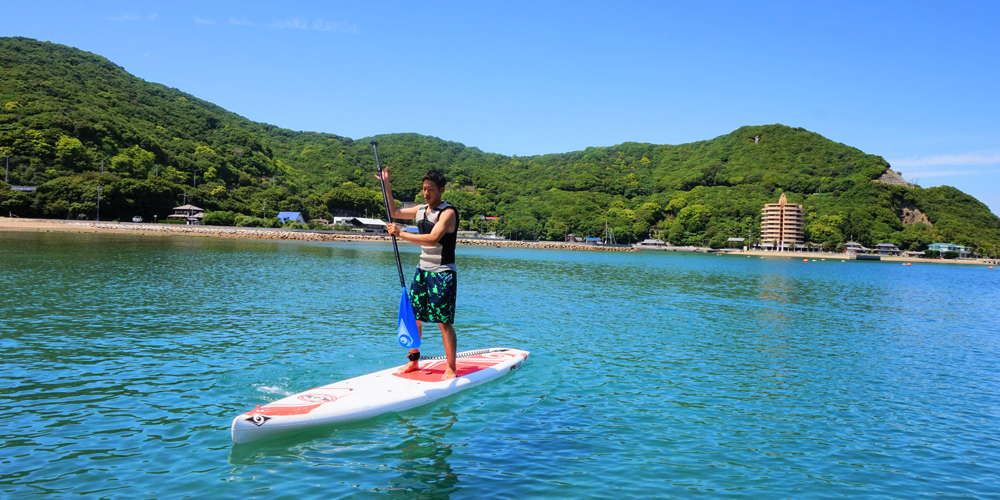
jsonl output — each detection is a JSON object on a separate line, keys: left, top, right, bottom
{"left": 371, "top": 141, "right": 407, "bottom": 289}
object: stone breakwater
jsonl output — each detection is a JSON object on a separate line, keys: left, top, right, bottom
{"left": 78, "top": 222, "right": 638, "bottom": 252}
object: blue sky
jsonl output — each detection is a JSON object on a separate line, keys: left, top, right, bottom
{"left": 6, "top": 1, "right": 999, "bottom": 214}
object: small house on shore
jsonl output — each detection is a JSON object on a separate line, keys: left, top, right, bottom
{"left": 168, "top": 204, "right": 205, "bottom": 225}
{"left": 348, "top": 217, "right": 388, "bottom": 233}
{"left": 873, "top": 243, "right": 902, "bottom": 256}
{"left": 844, "top": 241, "right": 870, "bottom": 254}
{"left": 635, "top": 238, "right": 666, "bottom": 248}
{"left": 332, "top": 216, "right": 354, "bottom": 227}
{"left": 277, "top": 212, "right": 305, "bottom": 223}
{"left": 927, "top": 242, "right": 971, "bottom": 257}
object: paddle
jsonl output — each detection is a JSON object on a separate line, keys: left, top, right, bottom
{"left": 371, "top": 141, "right": 420, "bottom": 349}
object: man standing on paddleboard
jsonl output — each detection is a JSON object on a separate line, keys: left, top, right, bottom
{"left": 377, "top": 169, "right": 460, "bottom": 380}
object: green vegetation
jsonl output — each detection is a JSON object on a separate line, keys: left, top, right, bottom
{"left": 2, "top": 37, "right": 999, "bottom": 256}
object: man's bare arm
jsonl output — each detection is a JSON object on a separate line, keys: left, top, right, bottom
{"left": 388, "top": 208, "right": 455, "bottom": 246}
{"left": 375, "top": 169, "right": 419, "bottom": 220}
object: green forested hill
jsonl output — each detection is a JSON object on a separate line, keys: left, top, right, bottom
{"left": 1, "top": 37, "right": 998, "bottom": 255}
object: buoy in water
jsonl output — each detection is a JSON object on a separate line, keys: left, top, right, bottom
{"left": 990, "top": 266, "right": 994, "bottom": 269}
{"left": 907, "top": 263, "right": 912, "bottom": 266}
{"left": 803, "top": 259, "right": 809, "bottom": 262}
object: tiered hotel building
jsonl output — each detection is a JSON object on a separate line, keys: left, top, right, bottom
{"left": 760, "top": 193, "right": 804, "bottom": 248}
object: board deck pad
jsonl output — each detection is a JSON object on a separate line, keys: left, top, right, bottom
{"left": 394, "top": 352, "right": 516, "bottom": 381}
{"left": 232, "top": 347, "right": 528, "bottom": 444}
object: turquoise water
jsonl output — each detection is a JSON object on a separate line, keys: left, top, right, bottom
{"left": 2, "top": 232, "right": 998, "bottom": 498}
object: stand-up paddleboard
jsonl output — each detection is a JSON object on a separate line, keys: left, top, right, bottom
{"left": 231, "top": 347, "right": 529, "bottom": 444}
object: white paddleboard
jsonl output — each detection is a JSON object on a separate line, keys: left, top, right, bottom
{"left": 231, "top": 347, "right": 529, "bottom": 444}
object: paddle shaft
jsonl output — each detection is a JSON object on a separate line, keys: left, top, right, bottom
{"left": 371, "top": 141, "right": 407, "bottom": 289}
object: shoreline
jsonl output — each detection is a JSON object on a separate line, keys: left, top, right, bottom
{"left": 641, "top": 244, "right": 994, "bottom": 265}
{"left": 2, "top": 218, "right": 994, "bottom": 264}
{"left": 0, "top": 218, "right": 638, "bottom": 252}
{"left": 726, "top": 249, "right": 992, "bottom": 265}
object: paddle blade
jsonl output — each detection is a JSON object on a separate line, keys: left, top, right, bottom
{"left": 397, "top": 287, "right": 420, "bottom": 349}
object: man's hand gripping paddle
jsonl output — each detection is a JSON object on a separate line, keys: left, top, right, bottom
{"left": 371, "top": 141, "right": 420, "bottom": 349}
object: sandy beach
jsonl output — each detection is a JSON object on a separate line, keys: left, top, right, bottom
{"left": 1, "top": 218, "right": 108, "bottom": 233}
{"left": 0, "top": 217, "right": 637, "bottom": 252}
{"left": 3, "top": 217, "right": 996, "bottom": 264}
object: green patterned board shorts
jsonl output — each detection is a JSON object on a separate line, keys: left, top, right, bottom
{"left": 409, "top": 268, "right": 457, "bottom": 325}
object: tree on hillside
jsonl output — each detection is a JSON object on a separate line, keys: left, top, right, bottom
{"left": 1, "top": 36, "right": 997, "bottom": 251}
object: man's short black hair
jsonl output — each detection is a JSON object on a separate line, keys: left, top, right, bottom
{"left": 422, "top": 170, "right": 446, "bottom": 189}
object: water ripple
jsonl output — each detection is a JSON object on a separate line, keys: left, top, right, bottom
{"left": 2, "top": 233, "right": 998, "bottom": 498}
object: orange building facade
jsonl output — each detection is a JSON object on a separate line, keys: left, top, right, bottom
{"left": 760, "top": 193, "right": 804, "bottom": 247}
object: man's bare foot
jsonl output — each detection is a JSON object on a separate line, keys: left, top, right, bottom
{"left": 441, "top": 367, "right": 457, "bottom": 380}
{"left": 397, "top": 360, "right": 420, "bottom": 373}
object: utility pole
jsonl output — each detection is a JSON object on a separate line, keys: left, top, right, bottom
{"left": 96, "top": 185, "right": 102, "bottom": 221}
{"left": 100, "top": 160, "right": 104, "bottom": 173}
{"left": 2, "top": 155, "right": 7, "bottom": 183}
{"left": 263, "top": 200, "right": 266, "bottom": 219}
{"left": 193, "top": 169, "right": 198, "bottom": 189}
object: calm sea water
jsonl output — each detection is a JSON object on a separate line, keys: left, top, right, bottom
{"left": 2, "top": 232, "right": 998, "bottom": 499}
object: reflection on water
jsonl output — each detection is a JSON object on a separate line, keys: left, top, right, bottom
{"left": 382, "top": 409, "right": 460, "bottom": 498}
{"left": 2, "top": 233, "right": 999, "bottom": 498}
